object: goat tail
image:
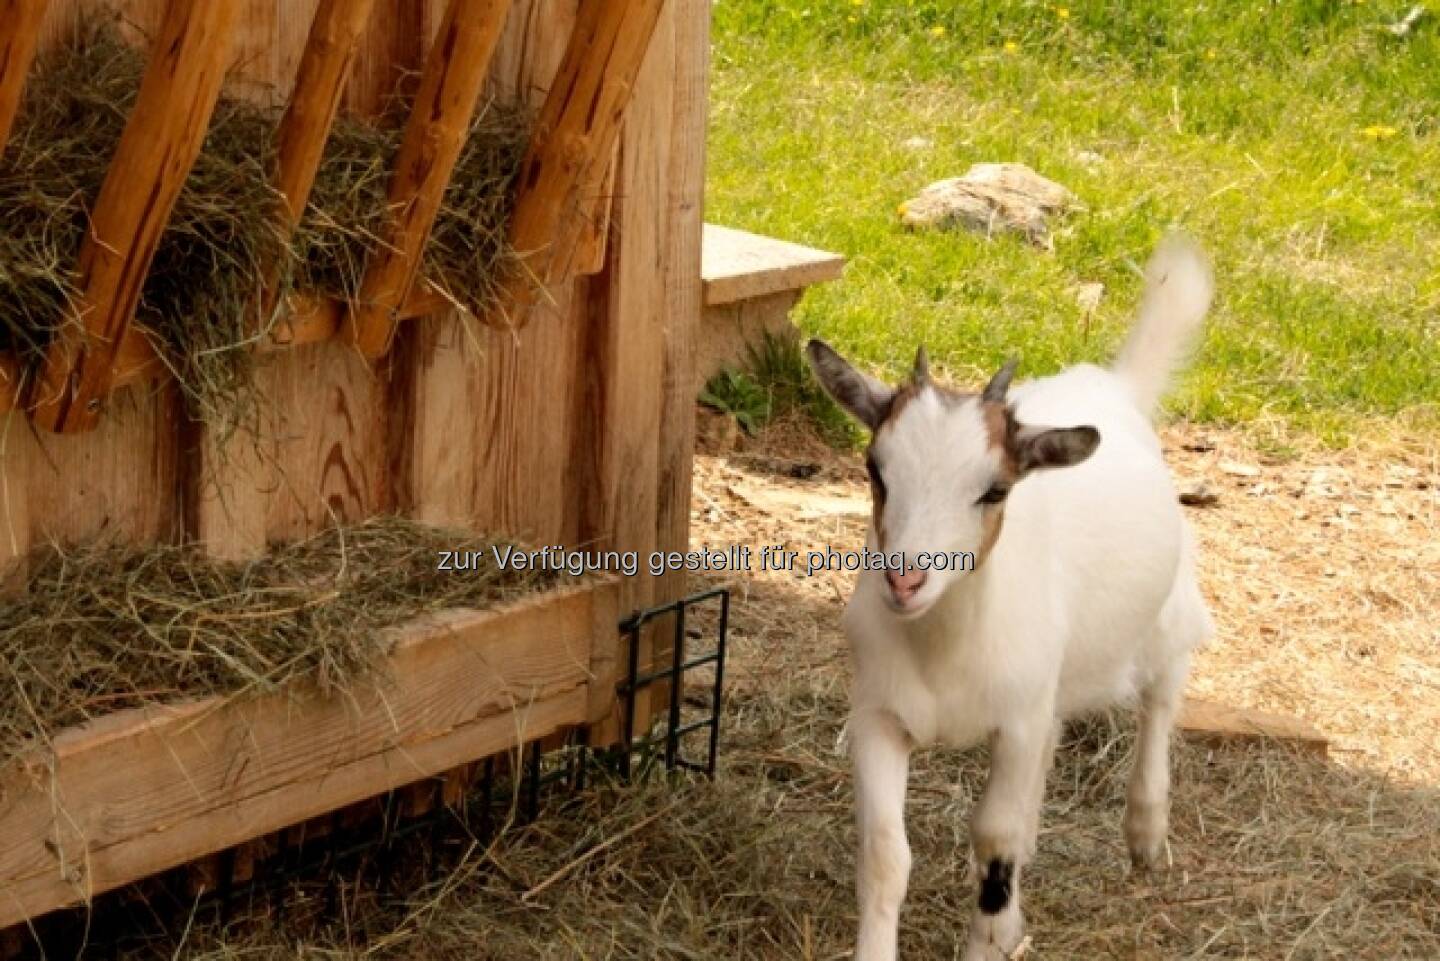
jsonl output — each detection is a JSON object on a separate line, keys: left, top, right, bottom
{"left": 1111, "top": 233, "right": 1214, "bottom": 416}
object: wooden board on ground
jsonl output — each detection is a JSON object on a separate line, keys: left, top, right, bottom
{"left": 1177, "top": 696, "right": 1330, "bottom": 757}
{"left": 0, "top": 579, "right": 618, "bottom": 930}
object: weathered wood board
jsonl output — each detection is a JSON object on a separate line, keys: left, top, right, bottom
{"left": 0, "top": 579, "right": 619, "bottom": 929}
{"left": 1178, "top": 696, "right": 1330, "bottom": 757}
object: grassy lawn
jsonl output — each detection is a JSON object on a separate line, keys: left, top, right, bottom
{"left": 706, "top": 0, "right": 1439, "bottom": 448}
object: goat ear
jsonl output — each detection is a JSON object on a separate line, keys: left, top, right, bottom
{"left": 806, "top": 339, "right": 894, "bottom": 431}
{"left": 1014, "top": 424, "right": 1101, "bottom": 473}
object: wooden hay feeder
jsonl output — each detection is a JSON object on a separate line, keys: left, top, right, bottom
{"left": 0, "top": 0, "right": 707, "bottom": 929}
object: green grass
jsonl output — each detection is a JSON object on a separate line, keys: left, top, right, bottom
{"left": 707, "top": 0, "right": 1440, "bottom": 446}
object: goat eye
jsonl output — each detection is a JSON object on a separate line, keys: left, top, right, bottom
{"left": 976, "top": 483, "right": 1009, "bottom": 506}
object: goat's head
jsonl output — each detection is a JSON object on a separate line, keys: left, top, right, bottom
{"left": 806, "top": 340, "right": 1100, "bottom": 617}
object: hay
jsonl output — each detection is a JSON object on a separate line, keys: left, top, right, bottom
{"left": 0, "top": 516, "right": 569, "bottom": 762}
{"left": 0, "top": 22, "right": 529, "bottom": 430}
{"left": 64, "top": 686, "right": 1440, "bottom": 959}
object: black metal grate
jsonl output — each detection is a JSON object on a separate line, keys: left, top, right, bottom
{"left": 617, "top": 585, "right": 730, "bottom": 779}
{"left": 4, "top": 587, "right": 730, "bottom": 959}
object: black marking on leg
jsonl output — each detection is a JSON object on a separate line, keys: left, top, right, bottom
{"left": 978, "top": 858, "right": 1014, "bottom": 915}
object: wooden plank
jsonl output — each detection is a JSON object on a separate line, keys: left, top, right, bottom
{"left": 0, "top": 410, "right": 33, "bottom": 594}
{"left": 27, "top": 0, "right": 243, "bottom": 434}
{"left": 464, "top": 0, "right": 582, "bottom": 546}
{"left": 655, "top": 0, "right": 708, "bottom": 576}
{"left": 192, "top": 0, "right": 379, "bottom": 561}
{"left": 263, "top": 340, "right": 386, "bottom": 542}
{"left": 273, "top": 0, "right": 380, "bottom": 230}
{"left": 586, "top": 573, "right": 622, "bottom": 727}
{"left": 574, "top": 1, "right": 675, "bottom": 732}
{"left": 346, "top": 0, "right": 513, "bottom": 358}
{"left": 0, "top": 0, "right": 48, "bottom": 158}
{"left": 571, "top": 141, "right": 619, "bottom": 276}
{"left": 0, "top": 581, "right": 614, "bottom": 928}
{"left": 342, "top": 0, "right": 424, "bottom": 116}
{"left": 386, "top": 311, "right": 481, "bottom": 527}
{"left": 501, "top": 0, "right": 668, "bottom": 318}
{"left": 25, "top": 383, "right": 181, "bottom": 546}
{"left": 1177, "top": 697, "right": 1330, "bottom": 757}
{"left": 701, "top": 224, "right": 846, "bottom": 308}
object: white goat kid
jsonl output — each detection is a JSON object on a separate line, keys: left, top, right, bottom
{"left": 807, "top": 237, "right": 1216, "bottom": 961}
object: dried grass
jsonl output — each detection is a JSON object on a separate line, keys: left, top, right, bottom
{"left": 0, "top": 517, "right": 567, "bottom": 763}
{"left": 76, "top": 681, "right": 1440, "bottom": 959}
{"left": 0, "top": 22, "right": 528, "bottom": 432}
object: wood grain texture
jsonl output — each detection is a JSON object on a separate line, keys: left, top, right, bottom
{"left": 273, "top": 0, "right": 379, "bottom": 228}
{"left": 502, "top": 0, "right": 667, "bottom": 318}
{"left": 386, "top": 312, "right": 481, "bottom": 527}
{"left": 263, "top": 340, "right": 385, "bottom": 543}
{"left": 655, "top": 0, "right": 708, "bottom": 607}
{"left": 0, "top": 411, "right": 34, "bottom": 594}
{"left": 460, "top": 0, "right": 583, "bottom": 546}
{"left": 701, "top": 223, "right": 846, "bottom": 308}
{"left": 573, "top": 2, "right": 675, "bottom": 731}
{"left": 347, "top": 0, "right": 513, "bottom": 358}
{"left": 28, "top": 0, "right": 243, "bottom": 433}
{"left": 0, "top": 581, "right": 613, "bottom": 929}
{"left": 193, "top": 0, "right": 378, "bottom": 561}
{"left": 0, "top": 0, "right": 47, "bottom": 157}
{"left": 25, "top": 383, "right": 181, "bottom": 545}
{"left": 1178, "top": 697, "right": 1330, "bottom": 756}
{"left": 342, "top": 0, "right": 423, "bottom": 116}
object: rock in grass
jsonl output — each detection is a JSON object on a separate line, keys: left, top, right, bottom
{"left": 898, "top": 163, "right": 1080, "bottom": 247}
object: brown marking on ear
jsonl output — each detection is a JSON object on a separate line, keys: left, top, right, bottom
{"left": 981, "top": 400, "right": 1022, "bottom": 482}
{"left": 872, "top": 381, "right": 921, "bottom": 437}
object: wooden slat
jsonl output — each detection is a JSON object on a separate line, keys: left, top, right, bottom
{"left": 501, "top": 0, "right": 668, "bottom": 318}
{"left": 701, "top": 224, "right": 847, "bottom": 308}
{"left": 1178, "top": 697, "right": 1330, "bottom": 756}
{"left": 572, "top": 142, "right": 619, "bottom": 276}
{"left": 346, "top": 0, "right": 513, "bottom": 358}
{"left": 575, "top": 0, "right": 674, "bottom": 733}
{"left": 650, "top": 0, "right": 708, "bottom": 721}
{"left": 273, "top": 0, "right": 378, "bottom": 229}
{"left": 0, "top": 411, "right": 34, "bottom": 595}
{"left": 0, "top": 0, "right": 48, "bottom": 157}
{"left": 0, "top": 581, "right": 613, "bottom": 928}
{"left": 27, "top": 0, "right": 243, "bottom": 434}
{"left": 25, "top": 384, "right": 182, "bottom": 546}
{"left": 191, "top": 0, "right": 378, "bottom": 561}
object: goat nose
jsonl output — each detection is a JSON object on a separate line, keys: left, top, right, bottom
{"left": 886, "top": 565, "right": 928, "bottom": 601}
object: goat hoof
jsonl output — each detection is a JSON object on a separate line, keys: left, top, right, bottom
{"left": 1124, "top": 804, "right": 1169, "bottom": 871}
{"left": 965, "top": 904, "right": 1025, "bottom": 961}
{"left": 1126, "top": 834, "right": 1169, "bottom": 872}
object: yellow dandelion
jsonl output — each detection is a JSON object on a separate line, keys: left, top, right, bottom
{"left": 930, "top": 24, "right": 947, "bottom": 37}
{"left": 1360, "top": 124, "right": 1399, "bottom": 140}
{"left": 897, "top": 202, "right": 910, "bottom": 217}
{"left": 1205, "top": 48, "right": 1217, "bottom": 61}
{"left": 851, "top": 0, "right": 864, "bottom": 6}
{"left": 1003, "top": 40, "right": 1019, "bottom": 53}
{"left": 1056, "top": 6, "right": 1070, "bottom": 19}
